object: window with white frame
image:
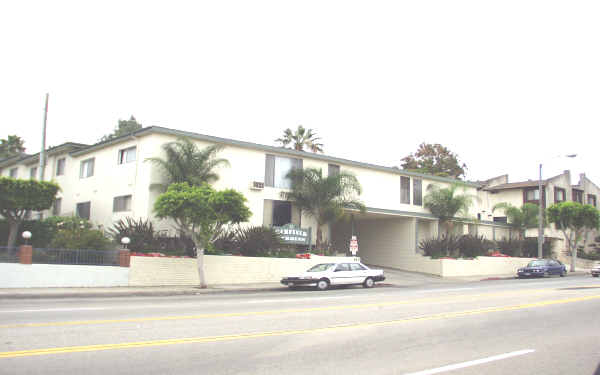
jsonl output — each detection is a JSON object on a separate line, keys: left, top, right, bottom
{"left": 79, "top": 158, "right": 95, "bottom": 178}
{"left": 118, "top": 146, "right": 136, "bottom": 164}
{"left": 56, "top": 158, "right": 66, "bottom": 176}
{"left": 113, "top": 195, "right": 132, "bottom": 212}
{"left": 400, "top": 176, "right": 410, "bottom": 204}
{"left": 526, "top": 189, "right": 539, "bottom": 201}
{"left": 413, "top": 178, "right": 422, "bottom": 206}
{"left": 265, "top": 154, "right": 303, "bottom": 189}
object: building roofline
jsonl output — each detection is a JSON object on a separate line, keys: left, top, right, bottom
{"left": 70, "top": 125, "right": 478, "bottom": 186}
{"left": 20, "top": 142, "right": 89, "bottom": 166}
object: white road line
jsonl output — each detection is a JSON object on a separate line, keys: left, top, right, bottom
{"left": 403, "top": 349, "right": 535, "bottom": 375}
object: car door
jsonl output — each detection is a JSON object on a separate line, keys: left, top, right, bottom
{"left": 331, "top": 263, "right": 353, "bottom": 285}
{"left": 549, "top": 260, "right": 561, "bottom": 275}
{"left": 349, "top": 263, "right": 368, "bottom": 284}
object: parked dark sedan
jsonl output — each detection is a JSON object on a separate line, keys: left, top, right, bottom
{"left": 517, "top": 259, "right": 566, "bottom": 278}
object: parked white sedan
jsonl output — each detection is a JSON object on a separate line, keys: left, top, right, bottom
{"left": 281, "top": 262, "right": 385, "bottom": 290}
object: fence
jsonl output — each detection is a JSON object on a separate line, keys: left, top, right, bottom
{"left": 32, "top": 248, "right": 121, "bottom": 266}
{"left": 0, "top": 247, "right": 20, "bottom": 263}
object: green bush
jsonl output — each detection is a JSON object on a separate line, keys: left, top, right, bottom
{"left": 419, "top": 234, "right": 461, "bottom": 258}
{"left": 459, "top": 235, "right": 494, "bottom": 258}
{"left": 495, "top": 237, "right": 520, "bottom": 256}
{"left": 48, "top": 217, "right": 112, "bottom": 250}
{"left": 213, "top": 226, "right": 283, "bottom": 257}
{"left": 521, "top": 238, "right": 553, "bottom": 258}
{"left": 107, "top": 217, "right": 158, "bottom": 251}
{"left": 0, "top": 219, "right": 56, "bottom": 247}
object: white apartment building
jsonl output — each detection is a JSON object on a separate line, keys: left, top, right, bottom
{"left": 5, "top": 126, "right": 596, "bottom": 270}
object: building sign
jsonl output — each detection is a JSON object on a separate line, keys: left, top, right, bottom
{"left": 273, "top": 223, "right": 311, "bottom": 245}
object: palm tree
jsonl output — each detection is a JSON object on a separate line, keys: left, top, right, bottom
{"left": 145, "top": 137, "right": 229, "bottom": 191}
{"left": 281, "top": 168, "right": 365, "bottom": 250}
{"left": 275, "top": 125, "right": 324, "bottom": 153}
{"left": 424, "top": 183, "right": 475, "bottom": 236}
{"left": 492, "top": 202, "right": 540, "bottom": 256}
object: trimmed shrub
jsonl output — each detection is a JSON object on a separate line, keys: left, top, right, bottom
{"left": 419, "top": 234, "right": 461, "bottom": 258}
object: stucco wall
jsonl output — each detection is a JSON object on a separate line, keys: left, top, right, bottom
{"left": 0, "top": 264, "right": 129, "bottom": 288}
{"left": 440, "top": 257, "right": 536, "bottom": 277}
{"left": 128, "top": 255, "right": 360, "bottom": 286}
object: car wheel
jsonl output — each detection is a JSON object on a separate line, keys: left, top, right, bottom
{"left": 363, "top": 277, "right": 375, "bottom": 288}
{"left": 560, "top": 270, "right": 566, "bottom": 277}
{"left": 593, "top": 274, "right": 599, "bottom": 278}
{"left": 316, "top": 279, "right": 330, "bottom": 291}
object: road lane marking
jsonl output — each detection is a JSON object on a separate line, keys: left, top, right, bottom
{"left": 1, "top": 286, "right": 597, "bottom": 329}
{"left": 403, "top": 349, "right": 535, "bottom": 375}
{"left": 0, "top": 307, "right": 109, "bottom": 313}
{"left": 1, "top": 294, "right": 598, "bottom": 359}
{"left": 0, "top": 287, "right": 565, "bottom": 328}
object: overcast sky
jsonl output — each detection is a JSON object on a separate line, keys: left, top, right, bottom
{"left": 1, "top": 0, "right": 598, "bottom": 184}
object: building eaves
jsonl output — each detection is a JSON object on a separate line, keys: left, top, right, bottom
{"left": 0, "top": 153, "right": 32, "bottom": 168}
{"left": 20, "top": 142, "right": 89, "bottom": 166}
{"left": 70, "top": 125, "right": 479, "bottom": 187}
{"left": 484, "top": 180, "right": 547, "bottom": 191}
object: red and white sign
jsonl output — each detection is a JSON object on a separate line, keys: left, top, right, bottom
{"left": 349, "top": 236, "right": 359, "bottom": 255}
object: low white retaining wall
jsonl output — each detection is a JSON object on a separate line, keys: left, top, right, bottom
{"left": 129, "top": 255, "right": 360, "bottom": 286}
{"left": 439, "top": 256, "right": 536, "bottom": 277}
{"left": 0, "top": 263, "right": 130, "bottom": 288}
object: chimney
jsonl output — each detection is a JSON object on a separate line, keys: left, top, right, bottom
{"left": 563, "top": 170, "right": 571, "bottom": 185}
{"left": 579, "top": 173, "right": 586, "bottom": 186}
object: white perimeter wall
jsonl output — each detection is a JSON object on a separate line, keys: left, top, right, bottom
{"left": 0, "top": 264, "right": 129, "bottom": 288}
{"left": 129, "top": 255, "right": 360, "bottom": 286}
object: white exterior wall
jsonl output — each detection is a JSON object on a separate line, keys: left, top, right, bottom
{"left": 128, "top": 254, "right": 360, "bottom": 286}
{"left": 0, "top": 263, "right": 129, "bottom": 288}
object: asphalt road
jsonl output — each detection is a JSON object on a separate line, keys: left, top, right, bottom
{"left": 1, "top": 275, "right": 599, "bottom": 375}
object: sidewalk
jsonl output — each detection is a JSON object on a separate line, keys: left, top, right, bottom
{"left": 0, "top": 271, "right": 592, "bottom": 299}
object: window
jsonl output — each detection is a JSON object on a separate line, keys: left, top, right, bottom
{"left": 400, "top": 176, "right": 410, "bottom": 204}
{"left": 113, "top": 195, "right": 132, "bottom": 212}
{"left": 272, "top": 200, "right": 292, "bottom": 226}
{"left": 53, "top": 198, "right": 62, "bottom": 216}
{"left": 265, "top": 155, "right": 302, "bottom": 189}
{"left": 525, "top": 189, "right": 539, "bottom": 201}
{"left": 350, "top": 263, "right": 367, "bottom": 271}
{"left": 9, "top": 168, "right": 17, "bottom": 178}
{"left": 587, "top": 194, "right": 597, "bottom": 207}
{"left": 413, "top": 179, "right": 422, "bottom": 206}
{"left": 30, "top": 167, "right": 37, "bottom": 179}
{"left": 572, "top": 189, "right": 583, "bottom": 203}
{"left": 76, "top": 202, "right": 91, "bottom": 220}
{"left": 493, "top": 216, "right": 508, "bottom": 223}
{"left": 328, "top": 164, "right": 340, "bottom": 177}
{"left": 80, "top": 158, "right": 95, "bottom": 178}
{"left": 554, "top": 187, "right": 566, "bottom": 203}
{"left": 334, "top": 263, "right": 351, "bottom": 272}
{"left": 118, "top": 146, "right": 136, "bottom": 164}
{"left": 56, "top": 158, "right": 66, "bottom": 176}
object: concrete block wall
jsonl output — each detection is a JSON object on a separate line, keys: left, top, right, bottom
{"left": 128, "top": 255, "right": 361, "bottom": 286}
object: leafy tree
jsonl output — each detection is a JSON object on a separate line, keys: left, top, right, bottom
{"left": 275, "top": 125, "right": 323, "bottom": 153}
{"left": 154, "top": 183, "right": 251, "bottom": 288}
{"left": 281, "top": 168, "right": 365, "bottom": 250}
{"left": 547, "top": 202, "right": 600, "bottom": 271}
{"left": 492, "top": 202, "right": 540, "bottom": 256}
{"left": 401, "top": 143, "right": 467, "bottom": 179}
{"left": 146, "top": 137, "right": 229, "bottom": 191}
{"left": 0, "top": 135, "right": 26, "bottom": 159}
{"left": 0, "top": 178, "right": 60, "bottom": 247}
{"left": 100, "top": 116, "right": 142, "bottom": 142}
{"left": 424, "top": 183, "right": 474, "bottom": 237}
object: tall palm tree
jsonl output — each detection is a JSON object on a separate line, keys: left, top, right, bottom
{"left": 146, "top": 137, "right": 229, "bottom": 191}
{"left": 281, "top": 168, "right": 365, "bottom": 249}
{"left": 493, "top": 202, "right": 540, "bottom": 256}
{"left": 424, "top": 183, "right": 475, "bottom": 236}
{"left": 275, "top": 125, "right": 324, "bottom": 153}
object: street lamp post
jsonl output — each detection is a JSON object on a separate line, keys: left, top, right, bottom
{"left": 537, "top": 154, "right": 577, "bottom": 259}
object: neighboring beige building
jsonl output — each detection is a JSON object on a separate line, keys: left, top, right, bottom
{"left": 8, "top": 126, "right": 598, "bottom": 271}
{"left": 478, "top": 171, "right": 600, "bottom": 262}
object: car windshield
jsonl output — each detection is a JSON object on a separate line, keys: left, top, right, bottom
{"left": 307, "top": 263, "right": 335, "bottom": 272}
{"left": 527, "top": 260, "right": 547, "bottom": 267}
